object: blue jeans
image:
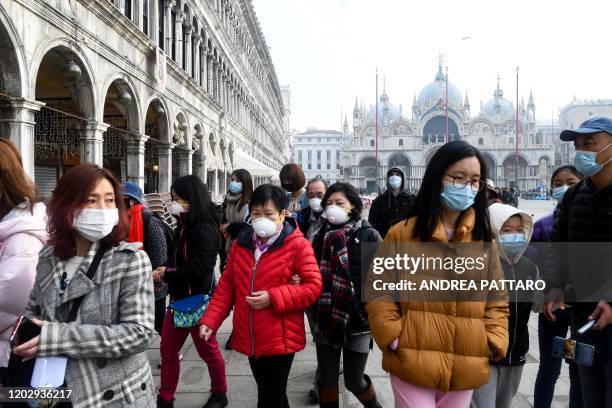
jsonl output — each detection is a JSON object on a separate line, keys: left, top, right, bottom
{"left": 534, "top": 311, "right": 583, "bottom": 408}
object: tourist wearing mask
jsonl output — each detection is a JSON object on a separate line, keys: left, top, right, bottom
{"left": 366, "top": 141, "right": 509, "bottom": 408}
{"left": 297, "top": 177, "right": 328, "bottom": 242}
{"left": 155, "top": 175, "right": 227, "bottom": 408}
{"left": 280, "top": 163, "right": 308, "bottom": 216}
{"left": 544, "top": 117, "right": 612, "bottom": 408}
{"left": 471, "top": 203, "right": 537, "bottom": 408}
{"left": 122, "top": 182, "right": 169, "bottom": 335}
{"left": 0, "top": 140, "right": 47, "bottom": 382}
{"left": 12, "top": 164, "right": 156, "bottom": 406}
{"left": 312, "top": 182, "right": 383, "bottom": 408}
{"left": 221, "top": 169, "right": 253, "bottom": 264}
{"left": 368, "top": 167, "right": 416, "bottom": 238}
{"left": 532, "top": 165, "right": 583, "bottom": 408}
{"left": 200, "top": 184, "right": 322, "bottom": 408}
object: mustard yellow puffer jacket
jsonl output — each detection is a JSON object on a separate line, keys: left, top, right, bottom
{"left": 365, "top": 209, "right": 509, "bottom": 392}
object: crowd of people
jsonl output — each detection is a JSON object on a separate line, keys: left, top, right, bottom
{"left": 0, "top": 116, "right": 611, "bottom": 408}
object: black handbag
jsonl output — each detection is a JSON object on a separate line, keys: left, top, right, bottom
{"left": 4, "top": 244, "right": 106, "bottom": 389}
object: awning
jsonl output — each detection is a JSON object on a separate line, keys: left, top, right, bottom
{"left": 233, "top": 149, "right": 277, "bottom": 177}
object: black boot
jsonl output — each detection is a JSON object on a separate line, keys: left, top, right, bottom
{"left": 355, "top": 375, "right": 382, "bottom": 408}
{"left": 224, "top": 332, "right": 233, "bottom": 350}
{"left": 203, "top": 392, "right": 228, "bottom": 408}
{"left": 157, "top": 396, "right": 174, "bottom": 408}
{"left": 318, "top": 384, "right": 339, "bottom": 408}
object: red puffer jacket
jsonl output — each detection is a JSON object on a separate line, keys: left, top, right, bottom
{"left": 201, "top": 221, "right": 322, "bottom": 357}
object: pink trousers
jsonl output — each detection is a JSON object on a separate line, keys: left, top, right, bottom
{"left": 158, "top": 310, "right": 227, "bottom": 401}
{"left": 390, "top": 375, "right": 473, "bottom": 408}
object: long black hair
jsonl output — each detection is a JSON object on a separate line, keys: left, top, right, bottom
{"left": 231, "top": 168, "right": 253, "bottom": 208}
{"left": 404, "top": 141, "right": 492, "bottom": 241}
{"left": 172, "top": 175, "right": 221, "bottom": 239}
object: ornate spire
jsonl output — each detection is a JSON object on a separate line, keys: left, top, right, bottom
{"left": 493, "top": 73, "right": 504, "bottom": 98}
{"left": 528, "top": 90, "right": 535, "bottom": 107}
{"left": 353, "top": 96, "right": 359, "bottom": 112}
{"left": 464, "top": 90, "right": 470, "bottom": 108}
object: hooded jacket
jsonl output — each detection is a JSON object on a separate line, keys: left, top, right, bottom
{"left": 366, "top": 209, "right": 509, "bottom": 392}
{"left": 0, "top": 202, "right": 48, "bottom": 366}
{"left": 488, "top": 203, "right": 537, "bottom": 366}
{"left": 368, "top": 167, "right": 416, "bottom": 238}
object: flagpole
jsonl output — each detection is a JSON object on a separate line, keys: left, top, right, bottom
{"left": 445, "top": 66, "right": 449, "bottom": 143}
{"left": 375, "top": 67, "right": 379, "bottom": 193}
{"left": 515, "top": 66, "right": 519, "bottom": 191}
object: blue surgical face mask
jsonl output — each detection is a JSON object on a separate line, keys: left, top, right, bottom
{"left": 440, "top": 181, "right": 476, "bottom": 211}
{"left": 573, "top": 143, "right": 612, "bottom": 177}
{"left": 388, "top": 175, "right": 402, "bottom": 189}
{"left": 228, "top": 181, "right": 242, "bottom": 194}
{"left": 551, "top": 185, "right": 569, "bottom": 202}
{"left": 499, "top": 233, "right": 527, "bottom": 260}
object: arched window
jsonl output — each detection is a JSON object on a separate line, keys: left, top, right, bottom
{"left": 478, "top": 138, "right": 484, "bottom": 145}
{"left": 370, "top": 139, "right": 375, "bottom": 147}
{"left": 399, "top": 138, "right": 404, "bottom": 146}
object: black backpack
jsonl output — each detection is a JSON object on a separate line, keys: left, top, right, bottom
{"left": 142, "top": 210, "right": 175, "bottom": 264}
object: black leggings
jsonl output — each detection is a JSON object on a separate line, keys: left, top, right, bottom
{"left": 249, "top": 353, "right": 295, "bottom": 408}
{"left": 316, "top": 343, "right": 369, "bottom": 395}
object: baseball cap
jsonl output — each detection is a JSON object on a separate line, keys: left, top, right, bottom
{"left": 122, "top": 182, "right": 144, "bottom": 204}
{"left": 560, "top": 116, "right": 612, "bottom": 141}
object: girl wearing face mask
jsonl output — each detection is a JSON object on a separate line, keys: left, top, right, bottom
{"left": 366, "top": 141, "right": 509, "bottom": 408}
{"left": 200, "top": 184, "right": 322, "bottom": 408}
{"left": 221, "top": 169, "right": 253, "bottom": 264}
{"left": 155, "top": 175, "right": 228, "bottom": 408}
{"left": 471, "top": 205, "right": 537, "bottom": 408}
{"left": 531, "top": 165, "right": 584, "bottom": 408}
{"left": 12, "top": 164, "right": 156, "bottom": 406}
{"left": 312, "top": 182, "right": 383, "bottom": 408}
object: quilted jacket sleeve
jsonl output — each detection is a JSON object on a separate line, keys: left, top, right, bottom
{"left": 200, "top": 244, "right": 236, "bottom": 332}
{"left": 365, "top": 232, "right": 403, "bottom": 349}
{"left": 483, "top": 243, "right": 509, "bottom": 362}
{"left": 268, "top": 238, "right": 322, "bottom": 313}
{"left": 35, "top": 250, "right": 156, "bottom": 359}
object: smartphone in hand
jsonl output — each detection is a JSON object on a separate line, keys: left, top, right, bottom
{"left": 10, "top": 316, "right": 41, "bottom": 348}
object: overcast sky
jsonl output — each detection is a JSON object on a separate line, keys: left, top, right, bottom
{"left": 252, "top": 0, "right": 612, "bottom": 133}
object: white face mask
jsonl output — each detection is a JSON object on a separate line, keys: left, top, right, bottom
{"left": 251, "top": 217, "right": 279, "bottom": 238}
{"left": 323, "top": 204, "right": 350, "bottom": 225}
{"left": 73, "top": 208, "right": 119, "bottom": 242}
{"left": 170, "top": 201, "right": 188, "bottom": 216}
{"left": 388, "top": 175, "right": 402, "bottom": 189}
{"left": 309, "top": 198, "right": 323, "bottom": 213}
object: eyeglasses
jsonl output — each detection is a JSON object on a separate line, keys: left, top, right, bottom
{"left": 444, "top": 174, "right": 484, "bottom": 193}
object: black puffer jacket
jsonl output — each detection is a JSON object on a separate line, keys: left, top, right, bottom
{"left": 496, "top": 257, "right": 538, "bottom": 366}
{"left": 544, "top": 178, "right": 612, "bottom": 314}
{"left": 314, "top": 219, "right": 382, "bottom": 334}
{"left": 369, "top": 167, "right": 416, "bottom": 238}
{"left": 164, "top": 216, "right": 220, "bottom": 300}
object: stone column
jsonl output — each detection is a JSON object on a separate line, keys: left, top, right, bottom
{"left": 184, "top": 25, "right": 192, "bottom": 76}
{"left": 135, "top": 0, "right": 144, "bottom": 30}
{"left": 193, "top": 35, "right": 201, "bottom": 83}
{"left": 174, "top": 12, "right": 184, "bottom": 66}
{"left": 165, "top": 1, "right": 175, "bottom": 53}
{"left": 150, "top": 0, "right": 159, "bottom": 44}
{"left": 157, "top": 143, "right": 173, "bottom": 193}
{"left": 126, "top": 134, "right": 149, "bottom": 188}
{"left": 213, "top": 168, "right": 219, "bottom": 197}
{"left": 206, "top": 52, "right": 213, "bottom": 95}
{"left": 80, "top": 121, "right": 109, "bottom": 166}
{"left": 0, "top": 98, "right": 44, "bottom": 180}
{"left": 177, "top": 148, "right": 193, "bottom": 177}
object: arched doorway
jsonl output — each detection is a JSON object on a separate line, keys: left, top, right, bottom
{"left": 102, "top": 78, "right": 139, "bottom": 181}
{"left": 359, "top": 156, "right": 379, "bottom": 194}
{"left": 422, "top": 116, "right": 460, "bottom": 144}
{"left": 33, "top": 45, "right": 96, "bottom": 199}
{"left": 144, "top": 99, "right": 168, "bottom": 193}
{"left": 481, "top": 153, "right": 497, "bottom": 183}
{"left": 502, "top": 155, "right": 528, "bottom": 190}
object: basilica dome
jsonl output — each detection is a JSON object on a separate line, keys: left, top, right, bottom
{"left": 416, "top": 65, "right": 463, "bottom": 108}
{"left": 366, "top": 91, "right": 401, "bottom": 122}
{"left": 481, "top": 85, "right": 515, "bottom": 120}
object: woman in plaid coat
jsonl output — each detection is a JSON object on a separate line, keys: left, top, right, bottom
{"left": 13, "top": 164, "right": 156, "bottom": 407}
